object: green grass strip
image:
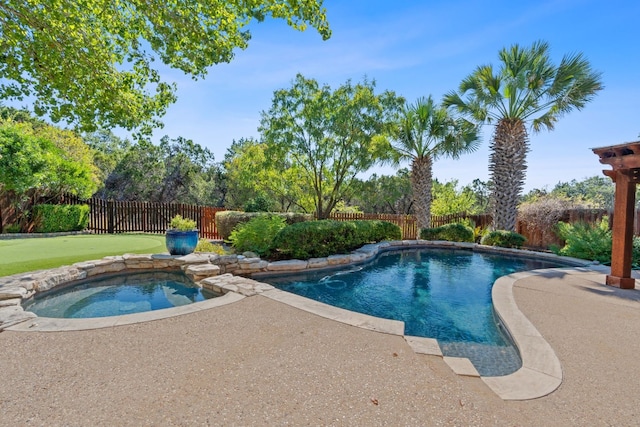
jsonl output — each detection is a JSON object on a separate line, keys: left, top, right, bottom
{"left": 0, "top": 234, "right": 167, "bottom": 277}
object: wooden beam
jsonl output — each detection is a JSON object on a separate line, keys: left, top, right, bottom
{"left": 599, "top": 155, "right": 640, "bottom": 170}
{"left": 593, "top": 141, "right": 640, "bottom": 157}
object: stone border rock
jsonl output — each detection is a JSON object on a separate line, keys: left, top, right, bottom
{"left": 0, "top": 241, "right": 597, "bottom": 401}
{"left": 251, "top": 240, "right": 591, "bottom": 280}
{"left": 482, "top": 265, "right": 609, "bottom": 400}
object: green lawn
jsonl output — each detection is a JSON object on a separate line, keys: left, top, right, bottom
{"left": 0, "top": 234, "right": 167, "bottom": 277}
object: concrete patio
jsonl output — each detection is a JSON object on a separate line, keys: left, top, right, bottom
{"left": 1, "top": 268, "right": 639, "bottom": 426}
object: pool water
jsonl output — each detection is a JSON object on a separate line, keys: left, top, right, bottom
{"left": 264, "top": 248, "right": 568, "bottom": 376}
{"left": 24, "top": 271, "right": 220, "bottom": 319}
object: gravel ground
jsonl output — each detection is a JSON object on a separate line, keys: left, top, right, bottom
{"left": 1, "top": 270, "right": 638, "bottom": 426}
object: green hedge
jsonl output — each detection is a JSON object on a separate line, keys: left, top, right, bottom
{"left": 352, "top": 220, "right": 402, "bottom": 242}
{"left": 420, "top": 223, "right": 474, "bottom": 242}
{"left": 215, "top": 211, "right": 311, "bottom": 240}
{"left": 271, "top": 220, "right": 401, "bottom": 260}
{"left": 33, "top": 204, "right": 90, "bottom": 233}
{"left": 480, "top": 230, "right": 526, "bottom": 248}
{"left": 229, "top": 215, "right": 287, "bottom": 257}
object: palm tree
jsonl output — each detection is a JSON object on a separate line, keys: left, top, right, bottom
{"left": 443, "top": 40, "right": 603, "bottom": 231}
{"left": 391, "top": 96, "right": 479, "bottom": 230}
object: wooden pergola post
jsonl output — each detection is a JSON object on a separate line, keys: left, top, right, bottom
{"left": 592, "top": 142, "right": 640, "bottom": 289}
{"left": 608, "top": 170, "right": 636, "bottom": 288}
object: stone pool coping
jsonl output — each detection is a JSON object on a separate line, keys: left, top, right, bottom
{"left": 484, "top": 264, "right": 610, "bottom": 400}
{"left": 0, "top": 241, "right": 597, "bottom": 401}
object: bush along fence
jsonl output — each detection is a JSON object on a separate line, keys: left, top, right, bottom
{"left": 329, "top": 209, "right": 637, "bottom": 249}
{"left": 64, "top": 195, "right": 226, "bottom": 240}
{"left": 516, "top": 208, "right": 616, "bottom": 249}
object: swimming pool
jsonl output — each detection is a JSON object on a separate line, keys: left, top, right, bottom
{"left": 264, "top": 248, "right": 569, "bottom": 376}
{"left": 23, "top": 271, "right": 220, "bottom": 319}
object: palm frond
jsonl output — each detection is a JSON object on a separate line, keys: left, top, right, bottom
{"left": 391, "top": 96, "right": 480, "bottom": 162}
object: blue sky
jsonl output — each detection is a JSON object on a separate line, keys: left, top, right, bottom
{"left": 145, "top": 0, "right": 638, "bottom": 192}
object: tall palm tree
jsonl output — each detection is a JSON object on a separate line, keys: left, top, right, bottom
{"left": 443, "top": 40, "right": 603, "bottom": 231}
{"left": 391, "top": 96, "right": 479, "bottom": 230}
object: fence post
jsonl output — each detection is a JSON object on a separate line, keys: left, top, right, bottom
{"left": 107, "top": 200, "right": 114, "bottom": 234}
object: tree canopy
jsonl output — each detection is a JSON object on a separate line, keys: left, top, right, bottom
{"left": 223, "top": 138, "right": 308, "bottom": 212}
{"left": 348, "top": 170, "right": 414, "bottom": 214}
{"left": 0, "top": 115, "right": 100, "bottom": 230}
{"left": 430, "top": 179, "right": 476, "bottom": 216}
{"left": 0, "top": 119, "right": 98, "bottom": 198}
{"left": 522, "top": 175, "right": 616, "bottom": 210}
{"left": 0, "top": 0, "right": 331, "bottom": 135}
{"left": 260, "top": 74, "right": 404, "bottom": 219}
{"left": 98, "top": 135, "right": 222, "bottom": 204}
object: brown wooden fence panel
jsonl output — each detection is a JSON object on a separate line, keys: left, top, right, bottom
{"left": 327, "top": 212, "right": 415, "bottom": 239}
{"left": 0, "top": 191, "right": 16, "bottom": 231}
{"left": 57, "top": 196, "right": 225, "bottom": 240}
{"left": 327, "top": 212, "right": 494, "bottom": 240}
{"left": 516, "top": 208, "right": 611, "bottom": 249}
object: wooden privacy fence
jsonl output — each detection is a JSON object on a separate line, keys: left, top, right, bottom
{"left": 329, "top": 210, "right": 626, "bottom": 249}
{"left": 329, "top": 212, "right": 419, "bottom": 239}
{"left": 327, "top": 212, "right": 493, "bottom": 240}
{"left": 516, "top": 208, "right": 614, "bottom": 249}
{"left": 65, "top": 196, "right": 225, "bottom": 240}
{"left": 431, "top": 213, "right": 493, "bottom": 229}
{"left": 12, "top": 192, "right": 637, "bottom": 248}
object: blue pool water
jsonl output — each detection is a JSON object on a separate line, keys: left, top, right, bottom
{"left": 24, "top": 271, "right": 220, "bottom": 319}
{"left": 264, "top": 248, "right": 569, "bottom": 376}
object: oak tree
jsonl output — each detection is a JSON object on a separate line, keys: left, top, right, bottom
{"left": 259, "top": 74, "right": 404, "bottom": 219}
{"left": 0, "top": 1, "right": 331, "bottom": 135}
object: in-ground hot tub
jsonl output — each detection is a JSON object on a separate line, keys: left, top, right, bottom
{"left": 23, "top": 270, "right": 221, "bottom": 318}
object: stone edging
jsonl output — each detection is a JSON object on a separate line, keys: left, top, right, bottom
{"left": 484, "top": 270, "right": 565, "bottom": 400}
{"left": 0, "top": 230, "right": 92, "bottom": 240}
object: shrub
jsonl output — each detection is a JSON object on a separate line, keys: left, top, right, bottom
{"left": 195, "top": 239, "right": 227, "bottom": 254}
{"left": 551, "top": 218, "right": 612, "bottom": 263}
{"left": 518, "top": 195, "right": 579, "bottom": 243}
{"left": 33, "top": 204, "right": 90, "bottom": 233}
{"left": 369, "top": 220, "right": 402, "bottom": 241}
{"left": 633, "top": 238, "right": 640, "bottom": 268}
{"left": 271, "top": 220, "right": 401, "bottom": 260}
{"left": 350, "top": 220, "right": 401, "bottom": 243}
{"left": 3, "top": 224, "right": 22, "bottom": 233}
{"left": 168, "top": 214, "right": 197, "bottom": 231}
{"left": 420, "top": 223, "right": 474, "bottom": 242}
{"left": 473, "top": 225, "right": 489, "bottom": 243}
{"left": 480, "top": 230, "right": 526, "bottom": 248}
{"left": 215, "top": 211, "right": 311, "bottom": 240}
{"left": 271, "top": 220, "right": 355, "bottom": 260}
{"left": 229, "top": 215, "right": 287, "bottom": 257}
{"left": 551, "top": 217, "right": 640, "bottom": 266}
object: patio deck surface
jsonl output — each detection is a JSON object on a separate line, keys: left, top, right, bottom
{"left": 1, "top": 268, "right": 638, "bottom": 426}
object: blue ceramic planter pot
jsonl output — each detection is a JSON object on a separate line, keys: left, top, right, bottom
{"left": 166, "top": 230, "right": 199, "bottom": 256}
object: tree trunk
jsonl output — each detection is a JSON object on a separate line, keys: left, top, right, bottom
{"left": 489, "top": 119, "right": 529, "bottom": 231}
{"left": 411, "top": 156, "right": 433, "bottom": 230}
